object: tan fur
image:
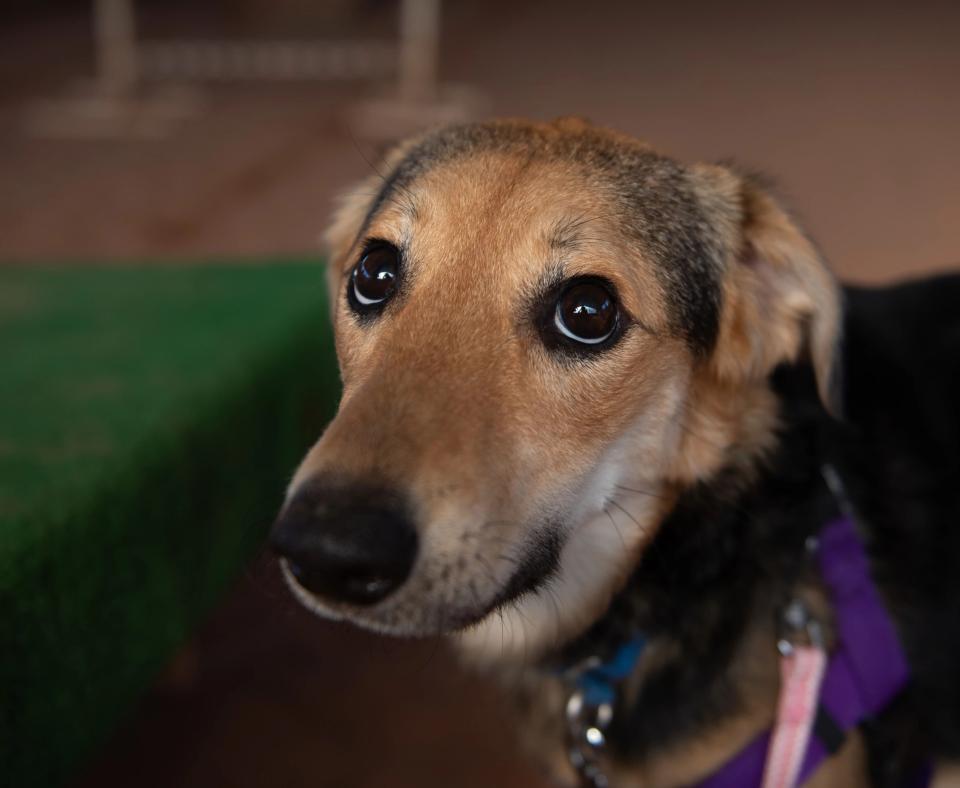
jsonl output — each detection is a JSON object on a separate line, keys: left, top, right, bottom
{"left": 692, "top": 164, "right": 842, "bottom": 416}
{"left": 934, "top": 764, "right": 960, "bottom": 787}
{"left": 666, "top": 372, "right": 780, "bottom": 485}
{"left": 285, "top": 118, "right": 848, "bottom": 785}
{"left": 805, "top": 731, "right": 871, "bottom": 787}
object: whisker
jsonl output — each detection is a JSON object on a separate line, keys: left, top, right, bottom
{"left": 604, "top": 505, "right": 628, "bottom": 551}
{"left": 608, "top": 498, "right": 645, "bottom": 530}
{"left": 544, "top": 581, "right": 565, "bottom": 652}
{"left": 614, "top": 482, "right": 671, "bottom": 503}
{"left": 345, "top": 127, "right": 388, "bottom": 182}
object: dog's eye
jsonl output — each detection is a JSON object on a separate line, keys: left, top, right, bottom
{"left": 554, "top": 281, "right": 618, "bottom": 345}
{"left": 350, "top": 244, "right": 399, "bottom": 309}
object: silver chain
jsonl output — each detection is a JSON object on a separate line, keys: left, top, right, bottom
{"left": 565, "top": 686, "right": 615, "bottom": 787}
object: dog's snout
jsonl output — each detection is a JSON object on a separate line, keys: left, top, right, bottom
{"left": 270, "top": 481, "right": 418, "bottom": 606}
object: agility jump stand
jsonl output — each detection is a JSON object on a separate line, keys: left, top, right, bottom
{"left": 23, "top": 0, "right": 466, "bottom": 139}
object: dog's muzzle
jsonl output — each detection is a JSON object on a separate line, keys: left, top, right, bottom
{"left": 269, "top": 478, "right": 418, "bottom": 606}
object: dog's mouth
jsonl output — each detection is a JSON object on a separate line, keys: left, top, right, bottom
{"left": 280, "top": 525, "right": 566, "bottom": 637}
{"left": 466, "top": 527, "right": 564, "bottom": 627}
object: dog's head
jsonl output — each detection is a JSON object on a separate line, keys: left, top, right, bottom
{"left": 271, "top": 118, "right": 841, "bottom": 661}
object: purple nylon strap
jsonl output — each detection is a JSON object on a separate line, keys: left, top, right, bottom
{"left": 693, "top": 516, "right": 925, "bottom": 788}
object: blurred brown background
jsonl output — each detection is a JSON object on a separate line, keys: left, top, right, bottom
{"left": 2, "top": 1, "right": 957, "bottom": 786}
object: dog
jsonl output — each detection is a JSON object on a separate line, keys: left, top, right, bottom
{"left": 270, "top": 117, "right": 960, "bottom": 787}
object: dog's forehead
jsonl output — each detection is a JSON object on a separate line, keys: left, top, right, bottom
{"left": 362, "top": 121, "right": 725, "bottom": 352}
{"left": 408, "top": 157, "right": 625, "bottom": 280}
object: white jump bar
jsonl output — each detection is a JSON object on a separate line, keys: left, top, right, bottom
{"left": 139, "top": 41, "right": 397, "bottom": 82}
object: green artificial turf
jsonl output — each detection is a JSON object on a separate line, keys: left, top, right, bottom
{"left": 0, "top": 261, "right": 340, "bottom": 786}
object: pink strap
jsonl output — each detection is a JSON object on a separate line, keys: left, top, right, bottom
{"left": 761, "top": 645, "right": 828, "bottom": 788}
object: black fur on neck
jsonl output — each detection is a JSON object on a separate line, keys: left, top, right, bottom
{"left": 549, "top": 361, "right": 840, "bottom": 764}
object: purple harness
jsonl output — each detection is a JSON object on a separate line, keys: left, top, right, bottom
{"left": 694, "top": 515, "right": 929, "bottom": 788}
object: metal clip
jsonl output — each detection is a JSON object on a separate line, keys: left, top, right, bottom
{"left": 777, "top": 598, "right": 825, "bottom": 656}
{"left": 565, "top": 687, "right": 614, "bottom": 788}
{"left": 561, "top": 635, "right": 646, "bottom": 786}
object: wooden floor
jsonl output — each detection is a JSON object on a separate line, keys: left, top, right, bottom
{"left": 2, "top": 2, "right": 957, "bottom": 786}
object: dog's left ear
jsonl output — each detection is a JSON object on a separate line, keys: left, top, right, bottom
{"left": 323, "top": 172, "right": 383, "bottom": 312}
{"left": 323, "top": 136, "right": 423, "bottom": 315}
{"left": 692, "top": 164, "right": 843, "bottom": 416}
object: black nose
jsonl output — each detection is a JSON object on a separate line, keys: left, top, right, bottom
{"left": 269, "top": 479, "right": 418, "bottom": 606}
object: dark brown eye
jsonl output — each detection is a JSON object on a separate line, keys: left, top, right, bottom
{"left": 554, "top": 281, "right": 618, "bottom": 345}
{"left": 351, "top": 244, "right": 399, "bottom": 307}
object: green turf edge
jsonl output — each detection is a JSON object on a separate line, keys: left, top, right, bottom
{"left": 0, "top": 306, "right": 340, "bottom": 786}
{"left": 0, "top": 254, "right": 327, "bottom": 269}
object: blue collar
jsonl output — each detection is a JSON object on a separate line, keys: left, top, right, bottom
{"left": 571, "top": 635, "right": 647, "bottom": 708}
